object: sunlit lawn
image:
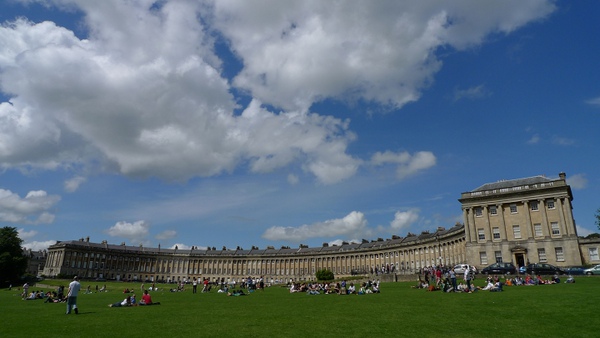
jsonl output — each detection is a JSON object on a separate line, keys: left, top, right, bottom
{"left": 2, "top": 276, "right": 598, "bottom": 337}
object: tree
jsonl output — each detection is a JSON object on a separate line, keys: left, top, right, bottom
{"left": 0, "top": 227, "right": 28, "bottom": 287}
{"left": 315, "top": 269, "right": 334, "bottom": 281}
{"left": 596, "top": 208, "right": 600, "bottom": 230}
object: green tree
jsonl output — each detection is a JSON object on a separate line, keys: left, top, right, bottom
{"left": 0, "top": 227, "right": 28, "bottom": 287}
{"left": 315, "top": 269, "right": 334, "bottom": 281}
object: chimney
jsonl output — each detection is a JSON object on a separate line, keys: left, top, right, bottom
{"left": 559, "top": 172, "right": 566, "bottom": 180}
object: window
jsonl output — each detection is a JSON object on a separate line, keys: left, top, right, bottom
{"left": 551, "top": 222, "right": 560, "bottom": 236}
{"left": 492, "top": 227, "right": 501, "bottom": 240}
{"left": 513, "top": 225, "right": 521, "bottom": 239}
{"left": 489, "top": 206, "right": 497, "bottom": 215}
{"left": 555, "top": 247, "right": 564, "bottom": 262}
{"left": 477, "top": 229, "right": 485, "bottom": 241}
{"left": 495, "top": 251, "right": 503, "bottom": 263}
{"left": 480, "top": 252, "right": 488, "bottom": 265}
{"left": 546, "top": 199, "right": 555, "bottom": 209}
{"left": 538, "top": 248, "right": 547, "bottom": 263}
{"left": 530, "top": 201, "right": 539, "bottom": 211}
{"left": 589, "top": 248, "right": 599, "bottom": 261}
{"left": 510, "top": 204, "right": 518, "bottom": 213}
{"left": 475, "top": 207, "right": 483, "bottom": 217}
{"left": 534, "top": 223, "right": 543, "bottom": 237}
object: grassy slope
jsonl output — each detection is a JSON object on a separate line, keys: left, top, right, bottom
{"left": 1, "top": 277, "right": 598, "bottom": 338}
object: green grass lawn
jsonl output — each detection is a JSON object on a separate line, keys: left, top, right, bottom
{"left": 2, "top": 276, "right": 598, "bottom": 338}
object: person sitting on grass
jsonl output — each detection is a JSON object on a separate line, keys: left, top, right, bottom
{"left": 139, "top": 290, "right": 160, "bottom": 305}
{"left": 109, "top": 296, "right": 132, "bottom": 307}
{"left": 227, "top": 289, "right": 246, "bottom": 296}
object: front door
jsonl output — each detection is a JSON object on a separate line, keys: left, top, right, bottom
{"left": 515, "top": 253, "right": 525, "bottom": 269}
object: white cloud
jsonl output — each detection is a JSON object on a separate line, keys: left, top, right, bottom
{"left": 170, "top": 243, "right": 191, "bottom": 250}
{"left": 453, "top": 84, "right": 490, "bottom": 102}
{"left": 371, "top": 150, "right": 436, "bottom": 180}
{"left": 262, "top": 211, "right": 369, "bottom": 242}
{"left": 0, "top": 188, "right": 60, "bottom": 224}
{"left": 64, "top": 176, "right": 87, "bottom": 192}
{"left": 18, "top": 228, "right": 38, "bottom": 241}
{"left": 0, "top": 0, "right": 556, "bottom": 184}
{"left": 390, "top": 209, "right": 420, "bottom": 231}
{"left": 214, "top": 0, "right": 554, "bottom": 111}
{"left": 155, "top": 230, "right": 177, "bottom": 240}
{"left": 576, "top": 225, "right": 594, "bottom": 237}
{"left": 527, "top": 134, "right": 540, "bottom": 144}
{"left": 106, "top": 220, "right": 149, "bottom": 244}
{"left": 585, "top": 97, "right": 600, "bottom": 106}
{"left": 552, "top": 136, "right": 575, "bottom": 146}
{"left": 22, "top": 240, "right": 56, "bottom": 251}
{"left": 567, "top": 173, "right": 588, "bottom": 190}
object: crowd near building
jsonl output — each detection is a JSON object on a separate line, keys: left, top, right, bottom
{"left": 37, "top": 173, "right": 600, "bottom": 283}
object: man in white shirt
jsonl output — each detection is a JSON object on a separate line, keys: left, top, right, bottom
{"left": 66, "top": 276, "right": 81, "bottom": 314}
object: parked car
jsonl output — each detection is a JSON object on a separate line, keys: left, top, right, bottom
{"left": 453, "top": 264, "right": 477, "bottom": 275}
{"left": 583, "top": 265, "right": 600, "bottom": 275}
{"left": 525, "top": 263, "right": 565, "bottom": 275}
{"left": 481, "top": 262, "right": 516, "bottom": 275}
{"left": 563, "top": 266, "right": 586, "bottom": 275}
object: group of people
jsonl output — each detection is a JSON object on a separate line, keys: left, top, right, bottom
{"left": 414, "top": 264, "right": 575, "bottom": 293}
{"left": 109, "top": 289, "right": 160, "bottom": 307}
{"left": 289, "top": 280, "right": 381, "bottom": 295}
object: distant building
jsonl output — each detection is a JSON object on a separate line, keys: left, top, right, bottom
{"left": 459, "top": 172, "right": 582, "bottom": 268}
{"left": 41, "top": 172, "right": 599, "bottom": 282}
{"left": 23, "top": 248, "right": 47, "bottom": 277}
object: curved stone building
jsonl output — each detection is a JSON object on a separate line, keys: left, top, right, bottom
{"left": 41, "top": 224, "right": 466, "bottom": 283}
{"left": 40, "top": 173, "right": 600, "bottom": 282}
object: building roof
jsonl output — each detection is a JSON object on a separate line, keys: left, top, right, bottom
{"left": 472, "top": 175, "right": 552, "bottom": 192}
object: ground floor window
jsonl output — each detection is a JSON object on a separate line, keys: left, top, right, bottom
{"left": 555, "top": 247, "right": 564, "bottom": 262}
{"left": 589, "top": 247, "right": 599, "bottom": 261}
{"left": 538, "top": 248, "right": 547, "bottom": 263}
{"left": 479, "top": 252, "right": 488, "bottom": 265}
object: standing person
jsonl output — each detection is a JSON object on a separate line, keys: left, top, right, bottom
{"left": 66, "top": 276, "right": 81, "bottom": 314}
{"left": 449, "top": 268, "right": 457, "bottom": 292}
{"left": 22, "top": 282, "right": 30, "bottom": 300}
{"left": 192, "top": 278, "right": 198, "bottom": 294}
{"left": 464, "top": 266, "right": 473, "bottom": 293}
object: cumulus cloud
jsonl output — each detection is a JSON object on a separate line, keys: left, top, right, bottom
{"left": 567, "top": 173, "right": 588, "bottom": 190}
{"left": 390, "top": 209, "right": 420, "bottom": 231}
{"left": 0, "top": 188, "right": 60, "bottom": 224}
{"left": 371, "top": 150, "right": 436, "bottom": 179}
{"left": 214, "top": 1, "right": 555, "bottom": 111}
{"left": 262, "top": 211, "right": 369, "bottom": 242}
{"left": 170, "top": 243, "right": 191, "bottom": 250}
{"left": 106, "top": 220, "right": 149, "bottom": 244}
{"left": 22, "top": 240, "right": 56, "bottom": 251}
{"left": 18, "top": 228, "right": 38, "bottom": 241}
{"left": 0, "top": 0, "right": 555, "bottom": 184}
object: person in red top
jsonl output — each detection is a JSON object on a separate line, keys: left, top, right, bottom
{"left": 140, "top": 290, "right": 159, "bottom": 305}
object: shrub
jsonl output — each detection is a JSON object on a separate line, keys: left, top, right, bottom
{"left": 315, "top": 269, "right": 334, "bottom": 281}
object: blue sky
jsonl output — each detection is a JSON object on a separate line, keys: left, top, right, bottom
{"left": 1, "top": 0, "right": 598, "bottom": 251}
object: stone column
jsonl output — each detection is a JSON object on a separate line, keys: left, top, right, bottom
{"left": 540, "top": 199, "right": 549, "bottom": 236}
{"left": 463, "top": 208, "right": 471, "bottom": 242}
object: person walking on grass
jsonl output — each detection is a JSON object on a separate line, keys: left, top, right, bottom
{"left": 66, "top": 276, "right": 81, "bottom": 314}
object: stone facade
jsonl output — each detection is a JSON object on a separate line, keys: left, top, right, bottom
{"left": 459, "top": 172, "right": 582, "bottom": 269}
{"left": 40, "top": 172, "right": 600, "bottom": 282}
{"left": 42, "top": 226, "right": 466, "bottom": 283}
